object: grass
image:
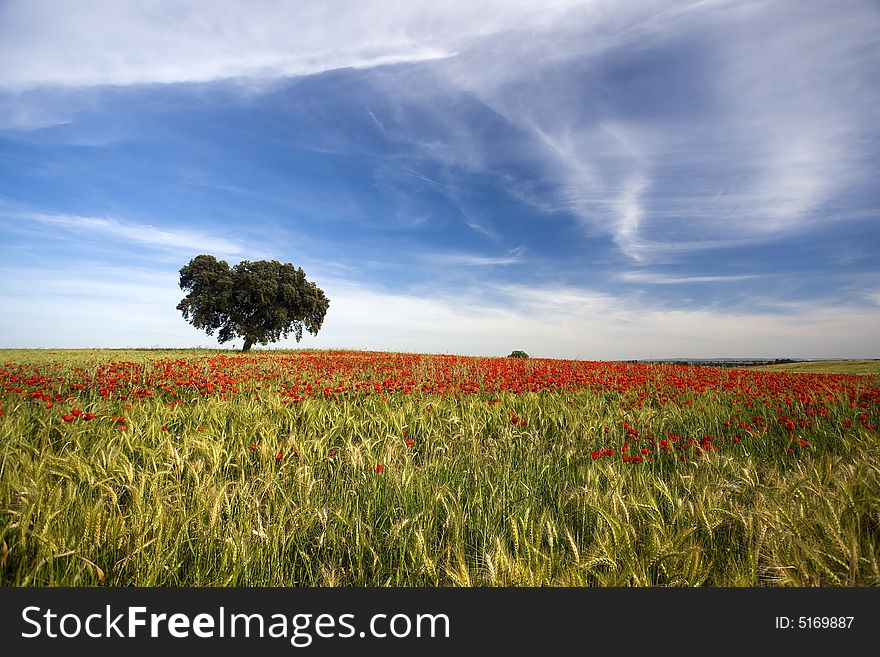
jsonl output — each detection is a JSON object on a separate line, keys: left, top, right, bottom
{"left": 750, "top": 360, "right": 880, "bottom": 375}
{"left": 1, "top": 349, "right": 878, "bottom": 586}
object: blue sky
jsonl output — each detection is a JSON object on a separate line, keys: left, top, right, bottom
{"left": 1, "top": 0, "right": 878, "bottom": 358}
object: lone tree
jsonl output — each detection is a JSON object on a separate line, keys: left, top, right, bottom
{"left": 177, "top": 254, "right": 329, "bottom": 352}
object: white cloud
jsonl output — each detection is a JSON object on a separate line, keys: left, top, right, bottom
{"left": 2, "top": 263, "right": 877, "bottom": 358}
{"left": 0, "top": 91, "right": 72, "bottom": 130}
{"left": 464, "top": 220, "right": 500, "bottom": 240}
{"left": 0, "top": 0, "right": 587, "bottom": 90}
{"left": 4, "top": 1, "right": 875, "bottom": 263}
{"left": 303, "top": 281, "right": 880, "bottom": 359}
{"left": 618, "top": 271, "right": 760, "bottom": 285}
{"left": 0, "top": 0, "right": 877, "bottom": 359}
{"left": 435, "top": 245, "right": 527, "bottom": 267}
{"left": 711, "top": 0, "right": 880, "bottom": 234}
{"left": 5, "top": 211, "right": 249, "bottom": 258}
{"left": 0, "top": 264, "right": 202, "bottom": 348}
{"left": 364, "top": 0, "right": 880, "bottom": 261}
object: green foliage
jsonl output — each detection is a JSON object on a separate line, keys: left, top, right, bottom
{"left": 177, "top": 255, "right": 329, "bottom": 351}
{"left": 508, "top": 350, "right": 529, "bottom": 359}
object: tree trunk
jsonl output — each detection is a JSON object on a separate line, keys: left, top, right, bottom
{"left": 242, "top": 337, "right": 254, "bottom": 353}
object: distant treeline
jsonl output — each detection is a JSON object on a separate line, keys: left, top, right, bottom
{"left": 637, "top": 358, "right": 800, "bottom": 368}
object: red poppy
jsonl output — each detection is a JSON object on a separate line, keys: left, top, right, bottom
{"left": 591, "top": 451, "right": 600, "bottom": 460}
{"left": 83, "top": 412, "right": 95, "bottom": 420}
{"left": 405, "top": 439, "right": 414, "bottom": 446}
{"left": 376, "top": 463, "right": 384, "bottom": 473}
{"left": 275, "top": 452, "right": 283, "bottom": 461}
{"left": 62, "top": 414, "right": 74, "bottom": 422}
{"left": 249, "top": 443, "right": 257, "bottom": 451}
{"left": 71, "top": 409, "right": 83, "bottom": 417}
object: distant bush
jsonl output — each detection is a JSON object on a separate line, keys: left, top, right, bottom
{"left": 508, "top": 350, "right": 529, "bottom": 358}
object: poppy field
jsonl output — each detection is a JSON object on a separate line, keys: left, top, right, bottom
{"left": 1, "top": 349, "right": 878, "bottom": 586}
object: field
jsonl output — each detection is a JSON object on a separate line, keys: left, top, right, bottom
{"left": 1, "top": 349, "right": 879, "bottom": 586}
{"left": 751, "top": 360, "right": 880, "bottom": 375}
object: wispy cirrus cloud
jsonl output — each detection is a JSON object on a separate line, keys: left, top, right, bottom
{"left": 5, "top": 211, "right": 248, "bottom": 258}
{"left": 0, "top": 0, "right": 585, "bottom": 90}
{"left": 6, "top": 1, "right": 875, "bottom": 261}
{"left": 0, "top": 1, "right": 877, "bottom": 356}
{"left": 362, "top": 0, "right": 880, "bottom": 262}
{"left": 618, "top": 271, "right": 761, "bottom": 285}
{"left": 436, "top": 245, "right": 527, "bottom": 267}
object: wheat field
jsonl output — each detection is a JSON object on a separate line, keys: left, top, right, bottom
{"left": 2, "top": 349, "right": 878, "bottom": 586}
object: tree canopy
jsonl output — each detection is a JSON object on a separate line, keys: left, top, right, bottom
{"left": 177, "top": 254, "right": 330, "bottom": 352}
